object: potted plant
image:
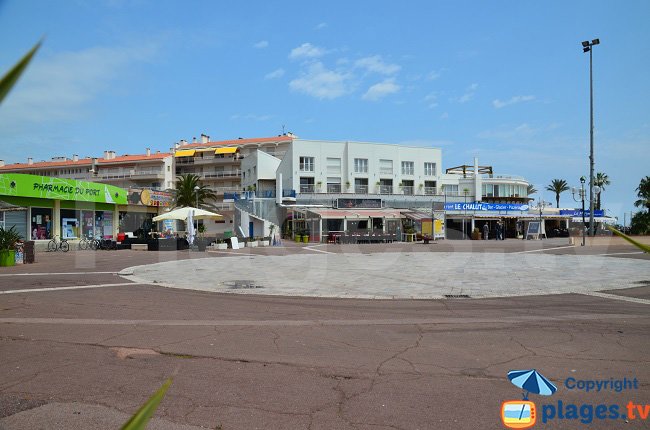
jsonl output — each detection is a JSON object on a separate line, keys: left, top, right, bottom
{"left": 0, "top": 226, "right": 21, "bottom": 267}
{"left": 215, "top": 238, "right": 228, "bottom": 250}
{"left": 196, "top": 223, "right": 207, "bottom": 251}
{"left": 316, "top": 181, "right": 323, "bottom": 192}
{"left": 302, "top": 229, "right": 310, "bottom": 243}
{"left": 345, "top": 180, "right": 351, "bottom": 191}
{"left": 472, "top": 227, "right": 481, "bottom": 240}
{"left": 376, "top": 181, "right": 382, "bottom": 194}
{"left": 418, "top": 183, "right": 424, "bottom": 194}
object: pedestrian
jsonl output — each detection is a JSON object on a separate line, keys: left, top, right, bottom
{"left": 495, "top": 221, "right": 502, "bottom": 240}
{"left": 482, "top": 223, "right": 489, "bottom": 240}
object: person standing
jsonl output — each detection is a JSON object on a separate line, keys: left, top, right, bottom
{"left": 482, "top": 223, "right": 489, "bottom": 240}
{"left": 495, "top": 221, "right": 502, "bottom": 240}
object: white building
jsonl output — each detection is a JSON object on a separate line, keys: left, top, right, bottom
{"left": 239, "top": 138, "right": 535, "bottom": 241}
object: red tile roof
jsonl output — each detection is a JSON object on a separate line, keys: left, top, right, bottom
{"left": 0, "top": 152, "right": 171, "bottom": 171}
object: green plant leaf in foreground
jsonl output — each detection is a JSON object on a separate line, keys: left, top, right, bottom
{"left": 606, "top": 225, "right": 650, "bottom": 253}
{"left": 0, "top": 40, "right": 42, "bottom": 105}
{"left": 121, "top": 378, "right": 172, "bottom": 430}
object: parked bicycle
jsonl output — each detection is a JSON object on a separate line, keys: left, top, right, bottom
{"left": 47, "top": 235, "right": 70, "bottom": 252}
{"left": 78, "top": 234, "right": 94, "bottom": 250}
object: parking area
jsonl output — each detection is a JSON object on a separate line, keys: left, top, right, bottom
{"left": 1, "top": 237, "right": 649, "bottom": 429}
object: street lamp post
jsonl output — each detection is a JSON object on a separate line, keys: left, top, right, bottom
{"left": 193, "top": 185, "right": 200, "bottom": 233}
{"left": 571, "top": 176, "right": 587, "bottom": 246}
{"left": 582, "top": 38, "right": 600, "bottom": 236}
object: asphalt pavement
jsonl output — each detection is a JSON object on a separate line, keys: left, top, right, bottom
{"left": 0, "top": 238, "right": 649, "bottom": 429}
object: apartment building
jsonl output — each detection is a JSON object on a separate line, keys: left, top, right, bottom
{"left": 0, "top": 149, "right": 174, "bottom": 240}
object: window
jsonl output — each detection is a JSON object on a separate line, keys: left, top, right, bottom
{"left": 327, "top": 158, "right": 341, "bottom": 174}
{"left": 401, "top": 161, "right": 414, "bottom": 175}
{"left": 379, "top": 159, "right": 393, "bottom": 175}
{"left": 299, "top": 156, "right": 314, "bottom": 172}
{"left": 354, "top": 158, "right": 368, "bottom": 173}
{"left": 444, "top": 184, "right": 458, "bottom": 195}
{"left": 424, "top": 162, "right": 437, "bottom": 176}
{"left": 299, "top": 177, "right": 315, "bottom": 193}
{"left": 327, "top": 177, "right": 341, "bottom": 193}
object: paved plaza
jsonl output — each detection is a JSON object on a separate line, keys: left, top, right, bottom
{"left": 123, "top": 248, "right": 650, "bottom": 299}
{"left": 1, "top": 238, "right": 649, "bottom": 429}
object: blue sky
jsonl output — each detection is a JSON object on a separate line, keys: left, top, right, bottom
{"left": 0, "top": 0, "right": 648, "bottom": 221}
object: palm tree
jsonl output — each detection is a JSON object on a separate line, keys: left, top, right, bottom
{"left": 173, "top": 174, "right": 217, "bottom": 208}
{"left": 635, "top": 176, "right": 650, "bottom": 214}
{"left": 594, "top": 172, "right": 610, "bottom": 211}
{"left": 527, "top": 184, "right": 537, "bottom": 196}
{"left": 545, "top": 179, "right": 569, "bottom": 208}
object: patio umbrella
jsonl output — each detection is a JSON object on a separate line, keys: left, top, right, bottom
{"left": 152, "top": 206, "right": 222, "bottom": 222}
{"left": 187, "top": 209, "right": 195, "bottom": 245}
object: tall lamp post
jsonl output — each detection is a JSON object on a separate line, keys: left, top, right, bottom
{"left": 571, "top": 176, "right": 587, "bottom": 246}
{"left": 193, "top": 185, "right": 200, "bottom": 233}
{"left": 582, "top": 38, "right": 600, "bottom": 236}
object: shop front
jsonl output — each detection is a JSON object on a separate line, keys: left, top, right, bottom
{"left": 0, "top": 173, "right": 127, "bottom": 242}
{"left": 443, "top": 201, "right": 532, "bottom": 239}
{"left": 119, "top": 187, "right": 174, "bottom": 239}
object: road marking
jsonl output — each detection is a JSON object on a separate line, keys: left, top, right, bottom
{"left": 0, "top": 271, "right": 117, "bottom": 277}
{"left": 0, "top": 313, "right": 645, "bottom": 326}
{"left": 0, "top": 283, "right": 138, "bottom": 294}
{"left": 515, "top": 245, "right": 576, "bottom": 254}
{"left": 597, "top": 251, "right": 646, "bottom": 256}
{"left": 580, "top": 291, "right": 650, "bottom": 305}
{"left": 303, "top": 246, "right": 335, "bottom": 254}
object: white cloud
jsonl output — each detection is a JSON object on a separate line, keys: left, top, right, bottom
{"left": 440, "top": 112, "right": 449, "bottom": 120}
{"left": 0, "top": 44, "right": 155, "bottom": 126}
{"left": 355, "top": 55, "right": 401, "bottom": 75}
{"left": 477, "top": 123, "right": 538, "bottom": 140}
{"left": 424, "top": 92, "right": 438, "bottom": 108}
{"left": 264, "top": 68, "right": 285, "bottom": 80}
{"left": 427, "top": 69, "right": 442, "bottom": 80}
{"left": 492, "top": 95, "right": 535, "bottom": 108}
{"left": 254, "top": 40, "right": 269, "bottom": 49}
{"left": 362, "top": 78, "right": 400, "bottom": 101}
{"left": 289, "top": 62, "right": 350, "bottom": 99}
{"left": 289, "top": 43, "right": 325, "bottom": 60}
{"left": 457, "top": 83, "right": 478, "bottom": 103}
{"left": 315, "top": 22, "right": 328, "bottom": 30}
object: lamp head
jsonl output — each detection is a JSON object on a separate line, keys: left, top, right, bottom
{"left": 592, "top": 38, "right": 600, "bottom": 45}
{"left": 580, "top": 176, "right": 586, "bottom": 184}
{"left": 581, "top": 40, "right": 590, "bottom": 47}
{"left": 583, "top": 47, "right": 590, "bottom": 53}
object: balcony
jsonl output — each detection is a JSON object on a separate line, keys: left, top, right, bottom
{"left": 354, "top": 185, "right": 369, "bottom": 194}
{"left": 327, "top": 184, "right": 341, "bottom": 193}
{"left": 201, "top": 171, "right": 241, "bottom": 179}
{"left": 98, "top": 169, "right": 164, "bottom": 180}
{"left": 300, "top": 185, "right": 315, "bottom": 193}
{"left": 379, "top": 185, "right": 393, "bottom": 194}
{"left": 424, "top": 187, "right": 437, "bottom": 195}
{"left": 400, "top": 186, "right": 414, "bottom": 195}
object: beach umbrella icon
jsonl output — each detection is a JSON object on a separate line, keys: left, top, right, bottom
{"left": 508, "top": 369, "right": 557, "bottom": 400}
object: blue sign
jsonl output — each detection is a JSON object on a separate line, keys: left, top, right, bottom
{"left": 444, "top": 202, "right": 529, "bottom": 212}
{"left": 559, "top": 209, "right": 604, "bottom": 217}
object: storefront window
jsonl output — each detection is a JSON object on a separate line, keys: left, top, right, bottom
{"left": 31, "top": 208, "right": 53, "bottom": 240}
{"left": 60, "top": 209, "right": 80, "bottom": 239}
{"left": 95, "top": 211, "right": 114, "bottom": 239}
{"left": 81, "top": 211, "right": 94, "bottom": 239}
{"left": 119, "top": 212, "right": 155, "bottom": 238}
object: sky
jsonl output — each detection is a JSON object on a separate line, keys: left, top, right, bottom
{"left": 0, "top": 0, "right": 648, "bottom": 222}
